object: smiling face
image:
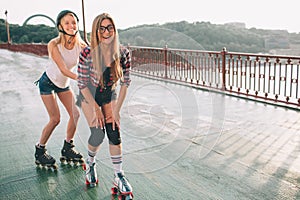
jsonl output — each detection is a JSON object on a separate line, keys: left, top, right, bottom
{"left": 60, "top": 13, "right": 78, "bottom": 36}
{"left": 98, "top": 18, "right": 115, "bottom": 45}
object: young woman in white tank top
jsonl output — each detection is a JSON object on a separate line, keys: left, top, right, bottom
{"left": 34, "top": 10, "right": 87, "bottom": 169}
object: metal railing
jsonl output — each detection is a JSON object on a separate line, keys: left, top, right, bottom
{"left": 128, "top": 45, "right": 300, "bottom": 109}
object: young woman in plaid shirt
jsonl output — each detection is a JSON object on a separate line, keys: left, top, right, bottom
{"left": 77, "top": 13, "right": 133, "bottom": 197}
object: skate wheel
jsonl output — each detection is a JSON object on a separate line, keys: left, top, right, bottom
{"left": 120, "top": 193, "right": 133, "bottom": 200}
{"left": 79, "top": 159, "right": 85, "bottom": 165}
{"left": 111, "top": 187, "right": 118, "bottom": 195}
{"left": 82, "top": 164, "right": 86, "bottom": 170}
{"left": 127, "top": 193, "right": 133, "bottom": 200}
{"left": 88, "top": 182, "right": 97, "bottom": 188}
{"left": 35, "top": 162, "right": 41, "bottom": 168}
{"left": 52, "top": 164, "right": 58, "bottom": 170}
{"left": 85, "top": 178, "right": 98, "bottom": 187}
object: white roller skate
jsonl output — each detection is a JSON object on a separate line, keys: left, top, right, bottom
{"left": 83, "top": 159, "right": 98, "bottom": 187}
{"left": 111, "top": 171, "right": 133, "bottom": 199}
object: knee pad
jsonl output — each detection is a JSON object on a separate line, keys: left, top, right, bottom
{"left": 105, "top": 123, "right": 121, "bottom": 145}
{"left": 88, "top": 127, "right": 105, "bottom": 147}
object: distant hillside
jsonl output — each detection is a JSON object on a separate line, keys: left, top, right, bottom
{"left": 1, "top": 19, "right": 299, "bottom": 56}
{"left": 119, "top": 21, "right": 300, "bottom": 55}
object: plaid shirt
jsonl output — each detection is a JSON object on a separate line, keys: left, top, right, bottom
{"left": 77, "top": 46, "right": 131, "bottom": 90}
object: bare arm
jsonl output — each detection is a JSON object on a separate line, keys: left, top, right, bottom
{"left": 112, "top": 85, "right": 128, "bottom": 130}
{"left": 48, "top": 39, "right": 78, "bottom": 80}
{"left": 115, "top": 85, "right": 128, "bottom": 113}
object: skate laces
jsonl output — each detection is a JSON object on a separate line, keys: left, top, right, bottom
{"left": 64, "top": 145, "right": 80, "bottom": 156}
{"left": 69, "top": 147, "right": 80, "bottom": 156}
{"left": 86, "top": 162, "right": 95, "bottom": 173}
{"left": 87, "top": 163, "right": 96, "bottom": 182}
{"left": 121, "top": 177, "right": 129, "bottom": 188}
{"left": 90, "top": 164, "right": 95, "bottom": 175}
{"left": 118, "top": 173, "right": 130, "bottom": 189}
{"left": 42, "top": 152, "right": 53, "bottom": 160}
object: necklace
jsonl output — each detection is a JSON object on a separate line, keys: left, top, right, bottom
{"left": 66, "top": 35, "right": 74, "bottom": 44}
{"left": 65, "top": 42, "right": 74, "bottom": 50}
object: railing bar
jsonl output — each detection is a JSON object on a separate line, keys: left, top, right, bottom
{"left": 268, "top": 61, "right": 271, "bottom": 94}
{"left": 284, "top": 64, "right": 287, "bottom": 97}
{"left": 297, "top": 63, "right": 299, "bottom": 98}
{"left": 263, "top": 61, "right": 266, "bottom": 94}
{"left": 253, "top": 61, "right": 257, "bottom": 90}
{"left": 244, "top": 59, "right": 248, "bottom": 89}
{"left": 248, "top": 60, "right": 252, "bottom": 90}
{"left": 279, "top": 63, "right": 282, "bottom": 96}
{"left": 216, "top": 55, "right": 218, "bottom": 87}
{"left": 257, "top": 60, "right": 260, "bottom": 92}
{"left": 273, "top": 63, "right": 277, "bottom": 95}
{"left": 129, "top": 46, "right": 300, "bottom": 107}
{"left": 290, "top": 64, "right": 293, "bottom": 98}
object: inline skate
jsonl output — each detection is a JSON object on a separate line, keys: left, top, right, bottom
{"left": 60, "top": 140, "right": 84, "bottom": 165}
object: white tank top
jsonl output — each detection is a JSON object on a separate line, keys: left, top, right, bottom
{"left": 46, "top": 43, "right": 81, "bottom": 88}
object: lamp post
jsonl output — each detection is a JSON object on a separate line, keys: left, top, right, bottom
{"left": 81, "top": 0, "right": 89, "bottom": 45}
{"left": 5, "top": 10, "right": 11, "bottom": 44}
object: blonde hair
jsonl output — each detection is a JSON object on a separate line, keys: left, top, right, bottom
{"left": 90, "top": 13, "right": 122, "bottom": 89}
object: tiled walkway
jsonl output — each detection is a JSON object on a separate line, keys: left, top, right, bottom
{"left": 0, "top": 49, "right": 299, "bottom": 200}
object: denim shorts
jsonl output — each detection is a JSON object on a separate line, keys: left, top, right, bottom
{"left": 37, "top": 72, "right": 70, "bottom": 95}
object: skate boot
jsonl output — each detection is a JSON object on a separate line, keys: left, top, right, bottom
{"left": 111, "top": 171, "right": 133, "bottom": 199}
{"left": 83, "top": 159, "right": 98, "bottom": 187}
{"left": 60, "top": 140, "right": 84, "bottom": 165}
{"left": 35, "top": 145, "right": 58, "bottom": 170}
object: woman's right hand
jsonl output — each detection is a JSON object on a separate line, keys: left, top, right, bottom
{"left": 94, "top": 108, "right": 105, "bottom": 129}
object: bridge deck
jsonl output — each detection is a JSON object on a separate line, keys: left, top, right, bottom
{"left": 0, "top": 49, "right": 299, "bottom": 200}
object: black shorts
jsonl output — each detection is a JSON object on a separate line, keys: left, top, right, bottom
{"left": 76, "top": 85, "right": 117, "bottom": 107}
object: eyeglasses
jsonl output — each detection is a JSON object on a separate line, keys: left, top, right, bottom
{"left": 99, "top": 25, "right": 114, "bottom": 33}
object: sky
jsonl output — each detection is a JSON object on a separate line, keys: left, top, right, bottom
{"left": 1, "top": 0, "right": 299, "bottom": 33}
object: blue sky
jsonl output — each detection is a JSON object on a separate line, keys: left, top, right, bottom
{"left": 2, "top": 0, "right": 299, "bottom": 33}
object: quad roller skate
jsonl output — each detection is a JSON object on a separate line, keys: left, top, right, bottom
{"left": 35, "top": 145, "right": 58, "bottom": 170}
{"left": 60, "top": 140, "right": 84, "bottom": 165}
{"left": 111, "top": 171, "right": 133, "bottom": 200}
{"left": 83, "top": 159, "right": 98, "bottom": 187}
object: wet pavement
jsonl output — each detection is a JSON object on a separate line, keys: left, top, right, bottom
{"left": 0, "top": 49, "right": 299, "bottom": 200}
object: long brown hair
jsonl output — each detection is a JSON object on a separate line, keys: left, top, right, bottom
{"left": 90, "top": 13, "right": 122, "bottom": 88}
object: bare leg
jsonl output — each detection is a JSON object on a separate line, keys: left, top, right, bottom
{"left": 102, "top": 102, "right": 132, "bottom": 194}
{"left": 81, "top": 100, "right": 101, "bottom": 153}
{"left": 57, "top": 90, "right": 80, "bottom": 141}
{"left": 39, "top": 93, "right": 60, "bottom": 145}
{"left": 102, "top": 101, "right": 122, "bottom": 156}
